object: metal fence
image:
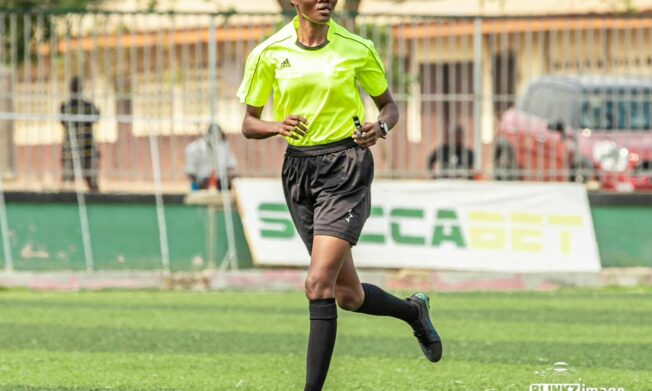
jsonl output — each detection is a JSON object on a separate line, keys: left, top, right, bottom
{"left": 1, "top": 11, "right": 652, "bottom": 192}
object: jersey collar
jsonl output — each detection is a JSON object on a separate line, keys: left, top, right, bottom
{"left": 291, "top": 15, "right": 337, "bottom": 50}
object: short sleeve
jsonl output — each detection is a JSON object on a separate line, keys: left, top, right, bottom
{"left": 237, "top": 48, "right": 274, "bottom": 107}
{"left": 184, "top": 142, "right": 198, "bottom": 175}
{"left": 86, "top": 101, "right": 100, "bottom": 123}
{"left": 356, "top": 41, "right": 389, "bottom": 97}
{"left": 225, "top": 144, "right": 238, "bottom": 169}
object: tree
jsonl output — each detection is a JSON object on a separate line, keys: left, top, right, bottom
{"left": 276, "top": 0, "right": 293, "bottom": 14}
{"left": 342, "top": 0, "right": 362, "bottom": 15}
{"left": 0, "top": 0, "right": 102, "bottom": 9}
{"left": 0, "top": 0, "right": 104, "bottom": 64}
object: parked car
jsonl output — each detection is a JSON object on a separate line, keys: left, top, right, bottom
{"left": 496, "top": 75, "right": 652, "bottom": 191}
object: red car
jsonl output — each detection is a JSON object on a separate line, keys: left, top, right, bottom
{"left": 496, "top": 75, "right": 652, "bottom": 191}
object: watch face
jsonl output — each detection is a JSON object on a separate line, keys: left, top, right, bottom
{"left": 380, "top": 121, "right": 388, "bottom": 135}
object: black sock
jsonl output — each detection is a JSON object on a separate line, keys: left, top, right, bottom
{"left": 354, "top": 283, "right": 418, "bottom": 324}
{"left": 305, "top": 298, "right": 337, "bottom": 391}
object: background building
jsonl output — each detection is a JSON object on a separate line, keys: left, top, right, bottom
{"left": 2, "top": 0, "right": 652, "bottom": 189}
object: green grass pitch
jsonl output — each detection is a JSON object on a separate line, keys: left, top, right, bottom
{"left": 0, "top": 287, "right": 650, "bottom": 390}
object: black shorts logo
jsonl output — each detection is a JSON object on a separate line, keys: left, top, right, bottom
{"left": 345, "top": 209, "right": 354, "bottom": 223}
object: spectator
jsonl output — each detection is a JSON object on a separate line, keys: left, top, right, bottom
{"left": 427, "top": 125, "right": 475, "bottom": 179}
{"left": 185, "top": 123, "right": 237, "bottom": 191}
{"left": 60, "top": 76, "right": 100, "bottom": 192}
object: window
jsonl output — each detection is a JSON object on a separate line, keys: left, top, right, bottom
{"left": 580, "top": 92, "right": 651, "bottom": 131}
{"left": 527, "top": 85, "right": 554, "bottom": 119}
{"left": 518, "top": 86, "right": 535, "bottom": 114}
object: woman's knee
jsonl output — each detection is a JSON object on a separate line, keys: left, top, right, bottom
{"left": 304, "top": 273, "right": 336, "bottom": 300}
{"left": 335, "top": 287, "right": 364, "bottom": 311}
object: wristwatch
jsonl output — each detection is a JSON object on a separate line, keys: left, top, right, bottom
{"left": 378, "top": 120, "right": 389, "bottom": 138}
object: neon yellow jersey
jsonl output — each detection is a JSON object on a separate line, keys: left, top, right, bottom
{"left": 237, "top": 16, "right": 388, "bottom": 147}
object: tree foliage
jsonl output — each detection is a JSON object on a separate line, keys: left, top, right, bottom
{"left": 0, "top": 0, "right": 102, "bottom": 9}
{"left": 0, "top": 1, "right": 104, "bottom": 64}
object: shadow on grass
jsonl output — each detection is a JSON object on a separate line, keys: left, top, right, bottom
{"left": 0, "top": 387, "right": 179, "bottom": 391}
{"left": 0, "top": 299, "right": 306, "bottom": 317}
{"left": 0, "top": 323, "right": 650, "bottom": 371}
{"left": 1, "top": 299, "right": 650, "bottom": 327}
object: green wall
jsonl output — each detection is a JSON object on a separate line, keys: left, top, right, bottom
{"left": 591, "top": 207, "right": 652, "bottom": 268}
{"left": 0, "top": 203, "right": 252, "bottom": 272}
{"left": 0, "top": 202, "right": 649, "bottom": 271}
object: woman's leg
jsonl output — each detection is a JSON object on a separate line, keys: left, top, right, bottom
{"left": 335, "top": 247, "right": 443, "bottom": 363}
{"left": 333, "top": 248, "right": 364, "bottom": 311}
{"left": 304, "top": 235, "right": 350, "bottom": 391}
{"left": 335, "top": 247, "right": 417, "bottom": 322}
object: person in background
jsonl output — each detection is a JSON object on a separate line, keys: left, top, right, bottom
{"left": 428, "top": 125, "right": 475, "bottom": 179}
{"left": 184, "top": 123, "right": 237, "bottom": 191}
{"left": 60, "top": 76, "right": 101, "bottom": 192}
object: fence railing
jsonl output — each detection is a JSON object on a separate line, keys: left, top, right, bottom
{"left": 1, "top": 11, "right": 651, "bottom": 192}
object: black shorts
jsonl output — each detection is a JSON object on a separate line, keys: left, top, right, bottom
{"left": 282, "top": 138, "right": 373, "bottom": 254}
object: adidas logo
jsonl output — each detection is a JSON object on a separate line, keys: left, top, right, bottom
{"left": 280, "top": 58, "right": 291, "bottom": 69}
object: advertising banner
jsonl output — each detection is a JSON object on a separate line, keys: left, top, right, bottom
{"left": 234, "top": 179, "right": 601, "bottom": 272}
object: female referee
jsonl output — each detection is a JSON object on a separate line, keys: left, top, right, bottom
{"left": 237, "top": 1, "right": 442, "bottom": 389}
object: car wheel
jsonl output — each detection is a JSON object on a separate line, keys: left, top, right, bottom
{"left": 570, "top": 156, "right": 596, "bottom": 183}
{"left": 494, "top": 141, "right": 518, "bottom": 181}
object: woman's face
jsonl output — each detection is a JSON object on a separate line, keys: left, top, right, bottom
{"left": 293, "top": 0, "right": 338, "bottom": 24}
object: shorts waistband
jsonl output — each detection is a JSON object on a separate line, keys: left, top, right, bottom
{"left": 285, "top": 138, "right": 357, "bottom": 157}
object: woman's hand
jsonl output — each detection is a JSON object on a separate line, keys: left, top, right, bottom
{"left": 276, "top": 115, "right": 309, "bottom": 140}
{"left": 353, "top": 121, "right": 382, "bottom": 149}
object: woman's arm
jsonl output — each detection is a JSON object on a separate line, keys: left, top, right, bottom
{"left": 353, "top": 89, "right": 399, "bottom": 149}
{"left": 242, "top": 105, "right": 308, "bottom": 140}
{"left": 372, "top": 89, "right": 399, "bottom": 131}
